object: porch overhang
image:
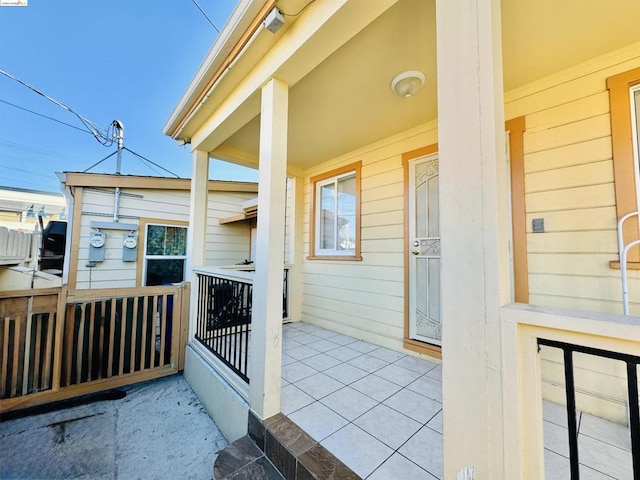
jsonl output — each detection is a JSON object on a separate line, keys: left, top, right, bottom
{"left": 165, "top": 0, "right": 640, "bottom": 173}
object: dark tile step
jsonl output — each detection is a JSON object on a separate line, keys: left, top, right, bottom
{"left": 248, "top": 411, "right": 361, "bottom": 480}
{"left": 214, "top": 436, "right": 265, "bottom": 480}
{"left": 222, "top": 456, "right": 286, "bottom": 480}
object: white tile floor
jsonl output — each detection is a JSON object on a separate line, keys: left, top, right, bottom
{"left": 280, "top": 322, "right": 635, "bottom": 480}
{"left": 281, "top": 322, "right": 443, "bottom": 479}
{"left": 543, "top": 400, "right": 634, "bottom": 480}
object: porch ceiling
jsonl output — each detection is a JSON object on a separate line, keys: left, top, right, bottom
{"left": 204, "top": 0, "right": 640, "bottom": 171}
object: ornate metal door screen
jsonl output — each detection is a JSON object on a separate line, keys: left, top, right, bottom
{"left": 409, "top": 155, "right": 441, "bottom": 345}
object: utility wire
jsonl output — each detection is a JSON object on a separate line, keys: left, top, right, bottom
{"left": 0, "top": 98, "right": 93, "bottom": 135}
{"left": 0, "top": 69, "right": 114, "bottom": 147}
{"left": 282, "top": 0, "right": 316, "bottom": 16}
{"left": 191, "top": 0, "right": 220, "bottom": 33}
{"left": 124, "top": 147, "right": 180, "bottom": 178}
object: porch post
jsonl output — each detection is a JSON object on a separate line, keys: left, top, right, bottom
{"left": 187, "top": 148, "right": 209, "bottom": 342}
{"left": 435, "top": 0, "right": 510, "bottom": 478}
{"left": 249, "top": 78, "right": 288, "bottom": 419}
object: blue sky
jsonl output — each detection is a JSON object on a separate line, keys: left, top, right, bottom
{"left": 0, "top": 0, "right": 259, "bottom": 193}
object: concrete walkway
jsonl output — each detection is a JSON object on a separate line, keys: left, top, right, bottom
{"left": 0, "top": 375, "right": 228, "bottom": 480}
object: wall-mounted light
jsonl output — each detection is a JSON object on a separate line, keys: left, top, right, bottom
{"left": 264, "top": 7, "right": 284, "bottom": 33}
{"left": 391, "top": 70, "right": 426, "bottom": 98}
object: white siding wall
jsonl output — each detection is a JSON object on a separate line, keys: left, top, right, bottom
{"left": 505, "top": 42, "right": 640, "bottom": 317}
{"left": 204, "top": 191, "right": 255, "bottom": 266}
{"left": 297, "top": 43, "right": 640, "bottom": 423}
{"left": 300, "top": 123, "right": 438, "bottom": 351}
{"left": 75, "top": 187, "right": 254, "bottom": 289}
{"left": 503, "top": 43, "right": 640, "bottom": 424}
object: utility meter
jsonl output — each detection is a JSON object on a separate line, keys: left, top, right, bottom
{"left": 88, "top": 231, "right": 106, "bottom": 262}
{"left": 122, "top": 233, "right": 138, "bottom": 262}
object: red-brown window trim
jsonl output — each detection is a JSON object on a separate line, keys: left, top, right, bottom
{"left": 308, "top": 161, "right": 362, "bottom": 261}
{"left": 607, "top": 67, "right": 640, "bottom": 268}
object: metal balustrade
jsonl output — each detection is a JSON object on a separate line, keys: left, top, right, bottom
{"left": 538, "top": 338, "right": 640, "bottom": 480}
{"left": 194, "top": 266, "right": 290, "bottom": 384}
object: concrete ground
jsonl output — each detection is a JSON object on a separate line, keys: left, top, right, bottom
{"left": 0, "top": 375, "right": 228, "bottom": 480}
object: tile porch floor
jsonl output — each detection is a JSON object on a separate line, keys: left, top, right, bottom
{"left": 279, "top": 322, "right": 634, "bottom": 479}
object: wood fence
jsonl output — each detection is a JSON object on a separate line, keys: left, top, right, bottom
{"left": 0, "top": 227, "right": 33, "bottom": 265}
{"left": 0, "top": 283, "right": 189, "bottom": 412}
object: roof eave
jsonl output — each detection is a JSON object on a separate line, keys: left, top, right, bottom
{"left": 163, "top": 0, "right": 272, "bottom": 140}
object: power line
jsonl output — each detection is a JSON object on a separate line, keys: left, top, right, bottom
{"left": 0, "top": 138, "right": 94, "bottom": 166}
{"left": 191, "top": 0, "right": 220, "bottom": 33}
{"left": 0, "top": 98, "right": 93, "bottom": 135}
{"left": 0, "top": 164, "right": 59, "bottom": 180}
{"left": 282, "top": 0, "right": 316, "bottom": 17}
{"left": 0, "top": 69, "right": 115, "bottom": 147}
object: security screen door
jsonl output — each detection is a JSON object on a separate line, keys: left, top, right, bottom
{"left": 408, "top": 154, "right": 441, "bottom": 345}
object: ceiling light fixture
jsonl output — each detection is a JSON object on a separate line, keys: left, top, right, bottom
{"left": 391, "top": 70, "right": 425, "bottom": 98}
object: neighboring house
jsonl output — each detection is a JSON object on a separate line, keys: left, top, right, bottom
{"left": 57, "top": 172, "right": 258, "bottom": 290}
{"left": 0, "top": 186, "right": 67, "bottom": 232}
{"left": 0, "top": 187, "right": 66, "bottom": 289}
{"left": 164, "top": 0, "right": 640, "bottom": 477}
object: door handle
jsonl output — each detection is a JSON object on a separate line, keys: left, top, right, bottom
{"left": 412, "top": 249, "right": 420, "bottom": 256}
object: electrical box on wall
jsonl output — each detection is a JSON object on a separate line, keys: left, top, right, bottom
{"left": 122, "top": 233, "right": 138, "bottom": 262}
{"left": 88, "top": 231, "right": 106, "bottom": 262}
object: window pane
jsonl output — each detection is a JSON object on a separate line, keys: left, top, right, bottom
{"left": 165, "top": 227, "right": 187, "bottom": 256}
{"left": 146, "top": 225, "right": 166, "bottom": 255}
{"left": 319, "top": 183, "right": 336, "bottom": 250}
{"left": 337, "top": 175, "right": 356, "bottom": 251}
{"left": 146, "top": 259, "right": 185, "bottom": 286}
{"left": 146, "top": 225, "right": 187, "bottom": 255}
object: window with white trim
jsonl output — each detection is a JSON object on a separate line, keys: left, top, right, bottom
{"left": 143, "top": 224, "right": 187, "bottom": 286}
{"left": 309, "top": 162, "right": 361, "bottom": 259}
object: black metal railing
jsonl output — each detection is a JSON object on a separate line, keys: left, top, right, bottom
{"left": 196, "top": 273, "right": 252, "bottom": 382}
{"left": 234, "top": 266, "right": 290, "bottom": 319}
{"left": 283, "top": 267, "right": 289, "bottom": 319}
{"left": 538, "top": 338, "right": 640, "bottom": 480}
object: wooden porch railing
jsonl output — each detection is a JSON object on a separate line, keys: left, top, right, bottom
{"left": 0, "top": 283, "right": 189, "bottom": 412}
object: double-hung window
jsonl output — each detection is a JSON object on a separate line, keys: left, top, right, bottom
{"left": 143, "top": 224, "right": 187, "bottom": 285}
{"left": 309, "top": 162, "right": 361, "bottom": 259}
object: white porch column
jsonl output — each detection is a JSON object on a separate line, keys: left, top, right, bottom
{"left": 187, "top": 148, "right": 209, "bottom": 342}
{"left": 436, "top": 0, "right": 510, "bottom": 478}
{"left": 249, "top": 78, "right": 288, "bottom": 419}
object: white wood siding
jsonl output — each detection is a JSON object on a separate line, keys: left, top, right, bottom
{"left": 507, "top": 44, "right": 640, "bottom": 424}
{"left": 300, "top": 123, "right": 438, "bottom": 351}
{"left": 504, "top": 44, "right": 640, "bottom": 315}
{"left": 297, "top": 43, "right": 640, "bottom": 423}
{"left": 75, "top": 187, "right": 253, "bottom": 289}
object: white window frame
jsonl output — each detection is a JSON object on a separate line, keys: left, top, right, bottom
{"left": 142, "top": 223, "right": 188, "bottom": 286}
{"left": 314, "top": 170, "right": 357, "bottom": 257}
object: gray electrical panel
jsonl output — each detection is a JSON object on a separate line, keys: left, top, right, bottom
{"left": 88, "top": 231, "right": 106, "bottom": 262}
{"left": 122, "top": 233, "right": 138, "bottom": 262}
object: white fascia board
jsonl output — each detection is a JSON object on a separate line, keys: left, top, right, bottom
{"left": 190, "top": 0, "right": 399, "bottom": 152}
{"left": 163, "top": 0, "right": 264, "bottom": 137}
